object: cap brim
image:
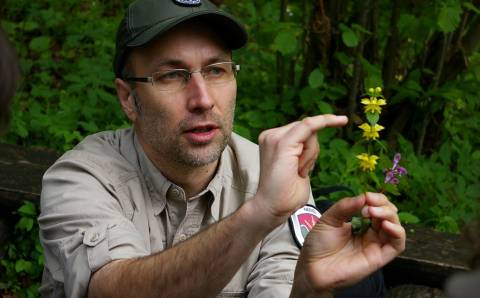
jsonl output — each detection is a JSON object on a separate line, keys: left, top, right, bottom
{"left": 126, "top": 10, "right": 247, "bottom": 50}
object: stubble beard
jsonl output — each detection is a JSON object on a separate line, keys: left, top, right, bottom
{"left": 139, "top": 104, "right": 235, "bottom": 169}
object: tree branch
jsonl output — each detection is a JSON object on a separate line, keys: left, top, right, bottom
{"left": 416, "top": 32, "right": 452, "bottom": 155}
{"left": 276, "top": 0, "right": 288, "bottom": 96}
{"left": 381, "top": 0, "right": 401, "bottom": 99}
{"left": 300, "top": 0, "right": 330, "bottom": 87}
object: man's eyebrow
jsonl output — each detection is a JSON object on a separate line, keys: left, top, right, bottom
{"left": 150, "top": 59, "right": 185, "bottom": 69}
{"left": 150, "top": 54, "right": 233, "bottom": 70}
{"left": 204, "top": 54, "right": 233, "bottom": 65}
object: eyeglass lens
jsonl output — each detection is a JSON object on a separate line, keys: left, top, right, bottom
{"left": 151, "top": 62, "right": 237, "bottom": 91}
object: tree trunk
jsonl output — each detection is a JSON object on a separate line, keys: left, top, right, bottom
{"left": 346, "top": 0, "right": 371, "bottom": 136}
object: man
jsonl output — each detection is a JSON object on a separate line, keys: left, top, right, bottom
{"left": 39, "top": 0, "right": 405, "bottom": 297}
{"left": 0, "top": 25, "right": 19, "bottom": 132}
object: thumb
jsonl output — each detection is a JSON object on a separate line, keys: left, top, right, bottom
{"left": 319, "top": 194, "right": 366, "bottom": 227}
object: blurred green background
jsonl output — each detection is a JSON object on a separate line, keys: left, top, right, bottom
{"left": 2, "top": 0, "right": 479, "bottom": 231}
{"left": 0, "top": 0, "right": 479, "bottom": 294}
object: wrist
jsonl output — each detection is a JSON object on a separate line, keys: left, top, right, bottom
{"left": 247, "top": 194, "right": 291, "bottom": 230}
{"left": 290, "top": 260, "right": 334, "bottom": 298}
{"left": 240, "top": 197, "right": 285, "bottom": 234}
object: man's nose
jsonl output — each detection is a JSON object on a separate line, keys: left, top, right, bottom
{"left": 185, "top": 72, "right": 214, "bottom": 112}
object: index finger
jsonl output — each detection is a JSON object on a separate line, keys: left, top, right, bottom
{"left": 284, "top": 115, "right": 348, "bottom": 144}
{"left": 305, "top": 114, "right": 349, "bottom": 130}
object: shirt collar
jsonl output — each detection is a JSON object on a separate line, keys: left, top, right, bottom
{"left": 132, "top": 131, "right": 230, "bottom": 216}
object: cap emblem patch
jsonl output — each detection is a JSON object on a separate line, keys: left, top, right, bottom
{"left": 173, "top": 0, "right": 202, "bottom": 6}
{"left": 288, "top": 204, "right": 321, "bottom": 248}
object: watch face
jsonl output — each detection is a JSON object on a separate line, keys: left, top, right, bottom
{"left": 173, "top": 0, "right": 202, "bottom": 6}
{"left": 289, "top": 204, "right": 321, "bottom": 248}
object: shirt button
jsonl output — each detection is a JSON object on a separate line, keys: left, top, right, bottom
{"left": 90, "top": 232, "right": 99, "bottom": 242}
{"left": 179, "top": 234, "right": 187, "bottom": 241}
{"left": 172, "top": 188, "right": 180, "bottom": 197}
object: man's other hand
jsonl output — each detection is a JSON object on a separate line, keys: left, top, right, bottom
{"left": 292, "top": 192, "right": 406, "bottom": 297}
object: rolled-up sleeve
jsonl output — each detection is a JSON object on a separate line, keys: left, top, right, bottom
{"left": 246, "top": 195, "right": 316, "bottom": 298}
{"left": 38, "top": 153, "right": 149, "bottom": 297}
{"left": 246, "top": 221, "right": 300, "bottom": 298}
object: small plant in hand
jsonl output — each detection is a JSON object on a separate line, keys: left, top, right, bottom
{"left": 351, "top": 87, "right": 408, "bottom": 234}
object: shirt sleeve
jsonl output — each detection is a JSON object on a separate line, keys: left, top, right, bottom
{"left": 246, "top": 195, "right": 316, "bottom": 298}
{"left": 38, "top": 152, "right": 149, "bottom": 297}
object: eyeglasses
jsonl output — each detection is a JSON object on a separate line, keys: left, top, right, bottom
{"left": 124, "top": 61, "right": 240, "bottom": 92}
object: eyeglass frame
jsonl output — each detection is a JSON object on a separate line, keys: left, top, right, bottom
{"left": 123, "top": 61, "right": 240, "bottom": 92}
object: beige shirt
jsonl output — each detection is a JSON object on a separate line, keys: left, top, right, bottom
{"left": 39, "top": 128, "right": 307, "bottom": 298}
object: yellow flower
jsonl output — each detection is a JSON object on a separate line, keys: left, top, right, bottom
{"left": 359, "top": 123, "right": 384, "bottom": 140}
{"left": 361, "top": 97, "right": 386, "bottom": 114}
{"left": 356, "top": 153, "right": 379, "bottom": 171}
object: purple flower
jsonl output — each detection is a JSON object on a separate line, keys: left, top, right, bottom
{"left": 384, "top": 153, "right": 408, "bottom": 184}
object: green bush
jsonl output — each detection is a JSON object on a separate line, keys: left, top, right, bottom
{"left": 1, "top": 0, "right": 479, "bottom": 294}
{"left": 1, "top": 0, "right": 479, "bottom": 230}
{"left": 0, "top": 202, "right": 43, "bottom": 297}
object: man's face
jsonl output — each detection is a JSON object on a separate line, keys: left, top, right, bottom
{"left": 127, "top": 23, "right": 237, "bottom": 169}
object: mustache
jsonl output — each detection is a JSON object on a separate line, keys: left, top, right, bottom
{"left": 178, "top": 111, "right": 225, "bottom": 131}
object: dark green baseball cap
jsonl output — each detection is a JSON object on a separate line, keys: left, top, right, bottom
{"left": 113, "top": 0, "right": 248, "bottom": 78}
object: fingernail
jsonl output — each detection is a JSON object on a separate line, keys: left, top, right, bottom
{"left": 353, "top": 193, "right": 365, "bottom": 200}
{"left": 361, "top": 206, "right": 370, "bottom": 217}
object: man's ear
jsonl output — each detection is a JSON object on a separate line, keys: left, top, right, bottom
{"left": 115, "top": 78, "right": 138, "bottom": 122}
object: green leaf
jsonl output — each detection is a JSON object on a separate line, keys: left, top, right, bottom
{"left": 273, "top": 30, "right": 297, "bottom": 55}
{"left": 398, "top": 212, "right": 420, "bottom": 224}
{"left": 360, "top": 58, "right": 383, "bottom": 89}
{"left": 325, "top": 84, "right": 348, "bottom": 101}
{"left": 383, "top": 183, "right": 400, "bottom": 196}
{"left": 369, "top": 171, "right": 381, "bottom": 188}
{"left": 437, "top": 216, "right": 459, "bottom": 233}
{"left": 351, "top": 216, "right": 371, "bottom": 235}
{"left": 24, "top": 21, "right": 39, "bottom": 32}
{"left": 466, "top": 183, "right": 480, "bottom": 198}
{"left": 463, "top": 2, "right": 480, "bottom": 14}
{"left": 16, "top": 217, "right": 34, "bottom": 232}
{"left": 300, "top": 87, "right": 321, "bottom": 109}
{"left": 438, "top": 2, "right": 462, "bottom": 33}
{"left": 243, "top": 111, "right": 265, "bottom": 128}
{"left": 29, "top": 36, "right": 51, "bottom": 53}
{"left": 469, "top": 52, "right": 480, "bottom": 80}
{"left": 472, "top": 150, "right": 480, "bottom": 160}
{"left": 18, "top": 201, "right": 36, "bottom": 216}
{"left": 15, "top": 259, "right": 33, "bottom": 274}
{"left": 366, "top": 112, "right": 379, "bottom": 125}
{"left": 398, "top": 13, "right": 418, "bottom": 37}
{"left": 316, "top": 101, "right": 333, "bottom": 114}
{"left": 438, "top": 143, "right": 452, "bottom": 165}
{"left": 10, "top": 115, "right": 29, "bottom": 138}
{"left": 351, "top": 23, "right": 371, "bottom": 35}
{"left": 308, "top": 69, "right": 325, "bottom": 88}
{"left": 334, "top": 52, "right": 352, "bottom": 65}
{"left": 37, "top": 254, "right": 45, "bottom": 266}
{"left": 339, "top": 24, "right": 359, "bottom": 47}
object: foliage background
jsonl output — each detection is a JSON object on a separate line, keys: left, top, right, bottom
{"left": 1, "top": 0, "right": 479, "bottom": 230}
{"left": 1, "top": 0, "right": 479, "bottom": 294}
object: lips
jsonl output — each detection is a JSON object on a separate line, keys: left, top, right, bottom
{"left": 183, "top": 123, "right": 220, "bottom": 144}
{"left": 186, "top": 125, "right": 217, "bottom": 133}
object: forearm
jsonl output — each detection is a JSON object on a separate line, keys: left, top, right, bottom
{"left": 88, "top": 199, "right": 276, "bottom": 297}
